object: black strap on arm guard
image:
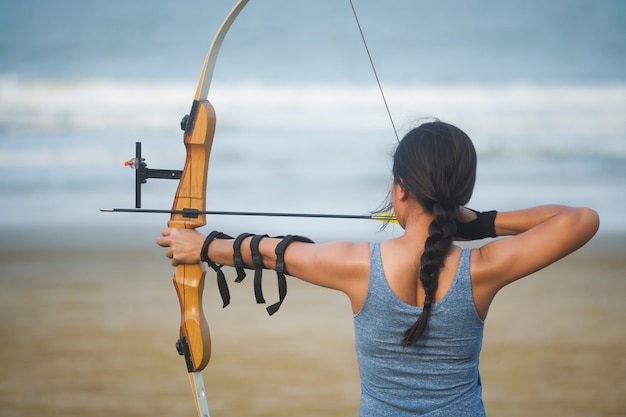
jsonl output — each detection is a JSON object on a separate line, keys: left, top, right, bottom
{"left": 266, "top": 235, "right": 314, "bottom": 316}
{"left": 200, "top": 231, "right": 233, "bottom": 308}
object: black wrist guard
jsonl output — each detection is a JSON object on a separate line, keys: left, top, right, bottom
{"left": 455, "top": 209, "right": 498, "bottom": 240}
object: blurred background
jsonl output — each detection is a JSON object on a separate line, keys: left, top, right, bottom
{"left": 0, "top": 1, "right": 624, "bottom": 416}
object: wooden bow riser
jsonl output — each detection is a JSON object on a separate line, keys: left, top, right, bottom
{"left": 169, "top": 99, "right": 217, "bottom": 373}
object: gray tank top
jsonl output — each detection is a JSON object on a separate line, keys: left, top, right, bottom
{"left": 353, "top": 243, "right": 485, "bottom": 416}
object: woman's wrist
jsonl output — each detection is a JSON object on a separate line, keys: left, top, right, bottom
{"left": 455, "top": 208, "right": 498, "bottom": 240}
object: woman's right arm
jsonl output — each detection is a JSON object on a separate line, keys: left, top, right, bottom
{"left": 470, "top": 205, "right": 599, "bottom": 316}
{"left": 493, "top": 205, "right": 599, "bottom": 238}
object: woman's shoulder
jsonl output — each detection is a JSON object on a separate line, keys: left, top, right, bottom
{"left": 285, "top": 240, "right": 371, "bottom": 298}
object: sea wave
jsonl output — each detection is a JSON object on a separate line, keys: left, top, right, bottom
{"left": 1, "top": 76, "right": 625, "bottom": 157}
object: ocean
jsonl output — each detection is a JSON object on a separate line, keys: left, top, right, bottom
{"left": 1, "top": 0, "right": 625, "bottom": 238}
{"left": 1, "top": 3, "right": 626, "bottom": 416}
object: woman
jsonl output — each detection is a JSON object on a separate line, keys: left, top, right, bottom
{"left": 157, "top": 120, "right": 599, "bottom": 416}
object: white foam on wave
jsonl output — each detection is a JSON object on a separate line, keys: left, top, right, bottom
{"left": 1, "top": 76, "right": 625, "bottom": 161}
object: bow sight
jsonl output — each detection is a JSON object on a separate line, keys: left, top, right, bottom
{"left": 124, "top": 141, "right": 182, "bottom": 209}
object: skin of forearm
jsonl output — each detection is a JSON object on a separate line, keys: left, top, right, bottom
{"left": 494, "top": 205, "right": 580, "bottom": 236}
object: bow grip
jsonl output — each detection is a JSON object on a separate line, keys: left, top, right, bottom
{"left": 173, "top": 263, "right": 211, "bottom": 372}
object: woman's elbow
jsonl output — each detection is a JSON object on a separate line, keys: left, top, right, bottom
{"left": 572, "top": 206, "right": 600, "bottom": 242}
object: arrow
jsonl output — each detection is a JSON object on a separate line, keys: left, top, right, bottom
{"left": 101, "top": 207, "right": 397, "bottom": 223}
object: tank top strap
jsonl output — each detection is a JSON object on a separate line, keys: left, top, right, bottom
{"left": 367, "top": 242, "right": 397, "bottom": 304}
{"left": 367, "top": 242, "right": 421, "bottom": 309}
{"left": 444, "top": 248, "right": 472, "bottom": 303}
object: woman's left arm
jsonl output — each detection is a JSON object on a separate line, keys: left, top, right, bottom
{"left": 157, "top": 228, "right": 370, "bottom": 302}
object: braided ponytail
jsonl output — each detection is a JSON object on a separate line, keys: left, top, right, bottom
{"left": 402, "top": 203, "right": 457, "bottom": 346}
{"left": 380, "top": 119, "right": 477, "bottom": 347}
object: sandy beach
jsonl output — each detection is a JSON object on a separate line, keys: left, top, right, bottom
{"left": 2, "top": 0, "right": 625, "bottom": 415}
{"left": 1, "top": 227, "right": 624, "bottom": 417}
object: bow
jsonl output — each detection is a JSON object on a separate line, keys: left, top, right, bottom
{"left": 101, "top": 2, "right": 397, "bottom": 413}
{"left": 170, "top": 1, "right": 249, "bottom": 416}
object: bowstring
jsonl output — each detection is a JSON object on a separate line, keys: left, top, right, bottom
{"left": 348, "top": 0, "right": 400, "bottom": 143}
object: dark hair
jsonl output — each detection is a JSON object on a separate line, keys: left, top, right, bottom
{"left": 378, "top": 120, "right": 477, "bottom": 346}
